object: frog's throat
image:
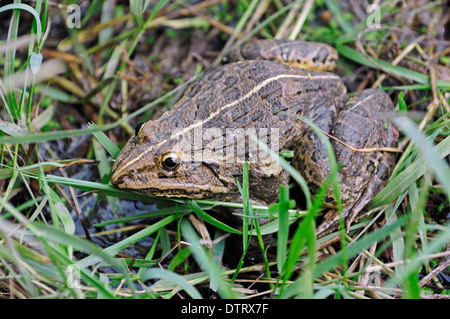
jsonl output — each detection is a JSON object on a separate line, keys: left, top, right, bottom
{"left": 114, "top": 73, "right": 340, "bottom": 178}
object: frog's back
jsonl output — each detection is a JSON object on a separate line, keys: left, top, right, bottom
{"left": 158, "top": 60, "right": 346, "bottom": 149}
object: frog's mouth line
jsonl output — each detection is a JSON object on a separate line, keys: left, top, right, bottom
{"left": 128, "top": 186, "right": 230, "bottom": 199}
{"left": 113, "top": 162, "right": 230, "bottom": 197}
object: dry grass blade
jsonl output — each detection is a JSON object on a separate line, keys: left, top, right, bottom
{"left": 364, "top": 251, "right": 450, "bottom": 274}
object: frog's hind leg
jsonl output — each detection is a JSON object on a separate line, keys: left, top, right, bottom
{"left": 315, "top": 89, "right": 398, "bottom": 236}
{"left": 315, "top": 141, "right": 396, "bottom": 237}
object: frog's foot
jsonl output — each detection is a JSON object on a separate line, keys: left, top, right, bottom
{"left": 224, "top": 39, "right": 338, "bottom": 71}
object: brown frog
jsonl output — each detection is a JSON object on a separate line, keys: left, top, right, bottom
{"left": 110, "top": 39, "right": 398, "bottom": 234}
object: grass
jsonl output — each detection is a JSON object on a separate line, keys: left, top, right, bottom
{"left": 0, "top": 0, "right": 449, "bottom": 299}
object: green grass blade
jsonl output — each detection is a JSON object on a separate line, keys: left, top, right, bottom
{"left": 323, "top": 0, "right": 352, "bottom": 33}
{"left": 277, "top": 185, "right": 290, "bottom": 274}
{"left": 130, "top": 0, "right": 144, "bottom": 27}
{"left": 168, "top": 247, "right": 191, "bottom": 272}
{"left": 142, "top": 268, "right": 202, "bottom": 299}
{"left": 0, "top": 119, "right": 28, "bottom": 136}
{"left": 281, "top": 176, "right": 332, "bottom": 298}
{"left": 151, "top": 272, "right": 210, "bottom": 292}
{"left": 0, "top": 4, "right": 42, "bottom": 42}
{"left": 398, "top": 92, "right": 407, "bottom": 112}
{"left": 371, "top": 134, "right": 450, "bottom": 207}
{"left": 187, "top": 200, "right": 242, "bottom": 234}
{"left": 236, "top": 162, "right": 250, "bottom": 250}
{"left": 144, "top": 0, "right": 170, "bottom": 28}
{"left": 280, "top": 215, "right": 407, "bottom": 298}
{"left": 43, "top": 174, "right": 170, "bottom": 204}
{"left": 78, "top": 214, "right": 183, "bottom": 268}
{"left": 386, "top": 222, "right": 450, "bottom": 291}
{"left": 180, "top": 218, "right": 236, "bottom": 299}
{"left": 0, "top": 159, "right": 86, "bottom": 180}
{"left": 394, "top": 116, "right": 450, "bottom": 196}
{"left": 95, "top": 202, "right": 214, "bottom": 227}
{"left": 31, "top": 223, "right": 136, "bottom": 297}
{"left": 250, "top": 134, "right": 312, "bottom": 210}
{"left": 0, "top": 126, "right": 97, "bottom": 144}
{"left": 337, "top": 44, "right": 450, "bottom": 88}
{"left": 42, "top": 242, "right": 116, "bottom": 299}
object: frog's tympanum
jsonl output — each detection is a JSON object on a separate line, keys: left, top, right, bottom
{"left": 111, "top": 40, "right": 398, "bottom": 234}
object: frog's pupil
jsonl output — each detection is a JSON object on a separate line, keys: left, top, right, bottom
{"left": 164, "top": 156, "right": 178, "bottom": 168}
{"left": 135, "top": 123, "right": 144, "bottom": 135}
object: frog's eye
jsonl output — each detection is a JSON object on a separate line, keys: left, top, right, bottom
{"left": 135, "top": 122, "right": 144, "bottom": 136}
{"left": 160, "top": 152, "right": 182, "bottom": 171}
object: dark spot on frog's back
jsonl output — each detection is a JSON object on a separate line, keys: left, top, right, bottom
{"left": 377, "top": 161, "right": 391, "bottom": 180}
{"left": 272, "top": 100, "right": 285, "bottom": 112}
{"left": 223, "top": 88, "right": 240, "bottom": 102}
{"left": 365, "top": 159, "right": 377, "bottom": 175}
{"left": 259, "top": 80, "right": 282, "bottom": 98}
{"left": 224, "top": 75, "right": 239, "bottom": 86}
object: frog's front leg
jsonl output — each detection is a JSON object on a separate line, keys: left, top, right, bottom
{"left": 299, "top": 88, "right": 398, "bottom": 235}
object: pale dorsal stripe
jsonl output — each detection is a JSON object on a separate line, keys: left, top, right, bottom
{"left": 115, "top": 73, "right": 340, "bottom": 175}
{"left": 345, "top": 93, "right": 372, "bottom": 112}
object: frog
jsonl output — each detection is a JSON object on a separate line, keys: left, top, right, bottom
{"left": 110, "top": 39, "right": 398, "bottom": 235}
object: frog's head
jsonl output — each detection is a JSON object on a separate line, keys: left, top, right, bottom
{"left": 110, "top": 120, "right": 229, "bottom": 198}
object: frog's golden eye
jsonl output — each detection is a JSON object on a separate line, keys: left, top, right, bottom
{"left": 160, "top": 152, "right": 182, "bottom": 171}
